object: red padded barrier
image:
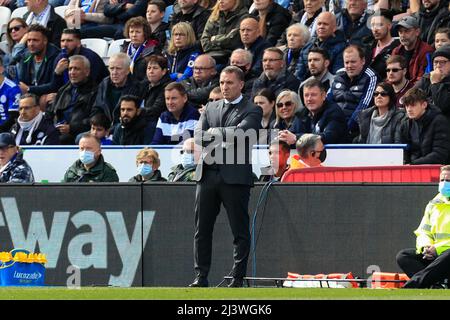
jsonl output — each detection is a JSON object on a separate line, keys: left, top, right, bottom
{"left": 280, "top": 165, "right": 442, "bottom": 183}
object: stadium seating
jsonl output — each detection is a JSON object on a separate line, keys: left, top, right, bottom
{"left": 0, "top": 6, "right": 11, "bottom": 40}
{"left": 10, "top": 6, "right": 27, "bottom": 19}
{"left": 281, "top": 165, "right": 442, "bottom": 183}
{"left": 81, "top": 38, "right": 109, "bottom": 58}
{"left": 54, "top": 5, "right": 68, "bottom": 19}
{"left": 107, "top": 38, "right": 127, "bottom": 57}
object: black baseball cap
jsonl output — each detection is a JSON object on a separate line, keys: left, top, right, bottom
{"left": 0, "top": 133, "right": 16, "bottom": 148}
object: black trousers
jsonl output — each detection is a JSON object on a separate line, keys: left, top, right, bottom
{"left": 396, "top": 248, "right": 450, "bottom": 288}
{"left": 193, "top": 169, "right": 251, "bottom": 280}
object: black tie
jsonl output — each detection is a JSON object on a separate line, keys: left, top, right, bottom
{"left": 221, "top": 102, "right": 233, "bottom": 126}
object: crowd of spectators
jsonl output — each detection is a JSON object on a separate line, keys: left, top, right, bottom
{"left": 1, "top": 0, "right": 450, "bottom": 182}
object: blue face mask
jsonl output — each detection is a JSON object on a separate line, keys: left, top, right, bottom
{"left": 439, "top": 181, "right": 450, "bottom": 197}
{"left": 181, "top": 152, "right": 195, "bottom": 168}
{"left": 138, "top": 163, "right": 153, "bottom": 176}
{"left": 79, "top": 150, "right": 95, "bottom": 165}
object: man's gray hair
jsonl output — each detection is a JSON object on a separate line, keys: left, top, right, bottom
{"left": 296, "top": 133, "right": 322, "bottom": 157}
{"left": 69, "top": 55, "right": 90, "bottom": 69}
{"left": 110, "top": 52, "right": 131, "bottom": 69}
{"left": 231, "top": 48, "right": 253, "bottom": 65}
{"left": 286, "top": 23, "right": 311, "bottom": 44}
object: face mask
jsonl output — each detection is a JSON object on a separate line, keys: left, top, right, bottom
{"left": 319, "top": 149, "right": 327, "bottom": 163}
{"left": 79, "top": 150, "right": 95, "bottom": 165}
{"left": 138, "top": 163, "right": 153, "bottom": 176}
{"left": 439, "top": 181, "right": 450, "bottom": 197}
{"left": 181, "top": 152, "right": 195, "bottom": 168}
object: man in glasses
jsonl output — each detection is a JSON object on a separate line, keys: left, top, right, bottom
{"left": 416, "top": 45, "right": 450, "bottom": 124}
{"left": 395, "top": 87, "right": 450, "bottom": 164}
{"left": 252, "top": 47, "right": 300, "bottom": 98}
{"left": 385, "top": 55, "right": 414, "bottom": 108}
{"left": 10, "top": 93, "right": 59, "bottom": 145}
{"left": 181, "top": 54, "right": 219, "bottom": 106}
{"left": 397, "top": 165, "right": 450, "bottom": 288}
{"left": 290, "top": 133, "right": 326, "bottom": 169}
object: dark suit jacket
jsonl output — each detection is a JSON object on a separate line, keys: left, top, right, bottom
{"left": 194, "top": 97, "right": 262, "bottom": 186}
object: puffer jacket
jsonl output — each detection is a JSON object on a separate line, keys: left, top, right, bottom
{"left": 250, "top": 2, "right": 292, "bottom": 46}
{"left": 63, "top": 154, "right": 119, "bottom": 182}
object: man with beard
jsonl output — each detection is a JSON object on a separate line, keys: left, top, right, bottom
{"left": 252, "top": 47, "right": 301, "bottom": 97}
{"left": 368, "top": 9, "right": 399, "bottom": 80}
{"left": 298, "top": 47, "right": 334, "bottom": 107}
{"left": 17, "top": 24, "right": 60, "bottom": 97}
{"left": 385, "top": 55, "right": 415, "bottom": 108}
{"left": 392, "top": 15, "right": 434, "bottom": 84}
{"left": 111, "top": 95, "right": 148, "bottom": 145}
{"left": 414, "top": 0, "right": 450, "bottom": 45}
{"left": 47, "top": 55, "right": 98, "bottom": 144}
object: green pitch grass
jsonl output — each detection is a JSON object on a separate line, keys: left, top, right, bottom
{"left": 0, "top": 287, "right": 450, "bottom": 300}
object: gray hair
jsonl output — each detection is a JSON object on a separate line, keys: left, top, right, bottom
{"left": 231, "top": 48, "right": 253, "bottom": 65}
{"left": 110, "top": 52, "right": 131, "bottom": 69}
{"left": 69, "top": 55, "right": 90, "bottom": 69}
{"left": 296, "top": 134, "right": 322, "bottom": 157}
{"left": 286, "top": 23, "right": 311, "bottom": 44}
{"left": 274, "top": 90, "right": 301, "bottom": 127}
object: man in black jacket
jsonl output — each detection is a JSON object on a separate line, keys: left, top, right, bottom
{"left": 47, "top": 55, "right": 98, "bottom": 144}
{"left": 10, "top": 93, "right": 59, "bottom": 145}
{"left": 415, "top": 0, "right": 450, "bottom": 45}
{"left": 189, "top": 66, "right": 262, "bottom": 288}
{"left": 112, "top": 95, "right": 148, "bottom": 145}
{"left": 416, "top": 44, "right": 450, "bottom": 123}
{"left": 367, "top": 9, "right": 399, "bottom": 80}
{"left": 396, "top": 88, "right": 450, "bottom": 164}
{"left": 17, "top": 24, "right": 60, "bottom": 97}
{"left": 92, "top": 53, "right": 143, "bottom": 125}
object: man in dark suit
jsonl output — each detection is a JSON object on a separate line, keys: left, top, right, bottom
{"left": 190, "top": 66, "right": 262, "bottom": 288}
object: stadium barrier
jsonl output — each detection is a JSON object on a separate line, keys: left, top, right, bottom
{"left": 0, "top": 182, "right": 435, "bottom": 287}
{"left": 21, "top": 144, "right": 406, "bottom": 182}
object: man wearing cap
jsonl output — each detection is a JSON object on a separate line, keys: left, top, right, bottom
{"left": 416, "top": 45, "right": 450, "bottom": 124}
{"left": 0, "top": 132, "right": 35, "bottom": 183}
{"left": 392, "top": 15, "right": 435, "bottom": 84}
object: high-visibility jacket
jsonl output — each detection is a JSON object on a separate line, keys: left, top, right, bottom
{"left": 415, "top": 194, "right": 450, "bottom": 255}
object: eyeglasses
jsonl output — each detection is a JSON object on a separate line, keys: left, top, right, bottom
{"left": 180, "top": 150, "right": 193, "bottom": 154}
{"left": 8, "top": 25, "right": 24, "bottom": 33}
{"left": 434, "top": 59, "right": 450, "bottom": 66}
{"left": 386, "top": 68, "right": 402, "bottom": 73}
{"left": 262, "top": 58, "right": 282, "bottom": 63}
{"left": 373, "top": 91, "right": 389, "bottom": 97}
{"left": 193, "top": 66, "right": 214, "bottom": 71}
{"left": 276, "top": 101, "right": 294, "bottom": 108}
{"left": 208, "top": 98, "right": 221, "bottom": 102}
{"left": 440, "top": 179, "right": 450, "bottom": 182}
{"left": 172, "top": 33, "right": 186, "bottom": 37}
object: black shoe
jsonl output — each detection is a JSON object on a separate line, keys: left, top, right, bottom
{"left": 228, "top": 277, "right": 244, "bottom": 288}
{"left": 189, "top": 277, "right": 209, "bottom": 287}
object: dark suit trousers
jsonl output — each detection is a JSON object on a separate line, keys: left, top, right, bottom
{"left": 396, "top": 248, "right": 450, "bottom": 288}
{"left": 194, "top": 168, "right": 251, "bottom": 280}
